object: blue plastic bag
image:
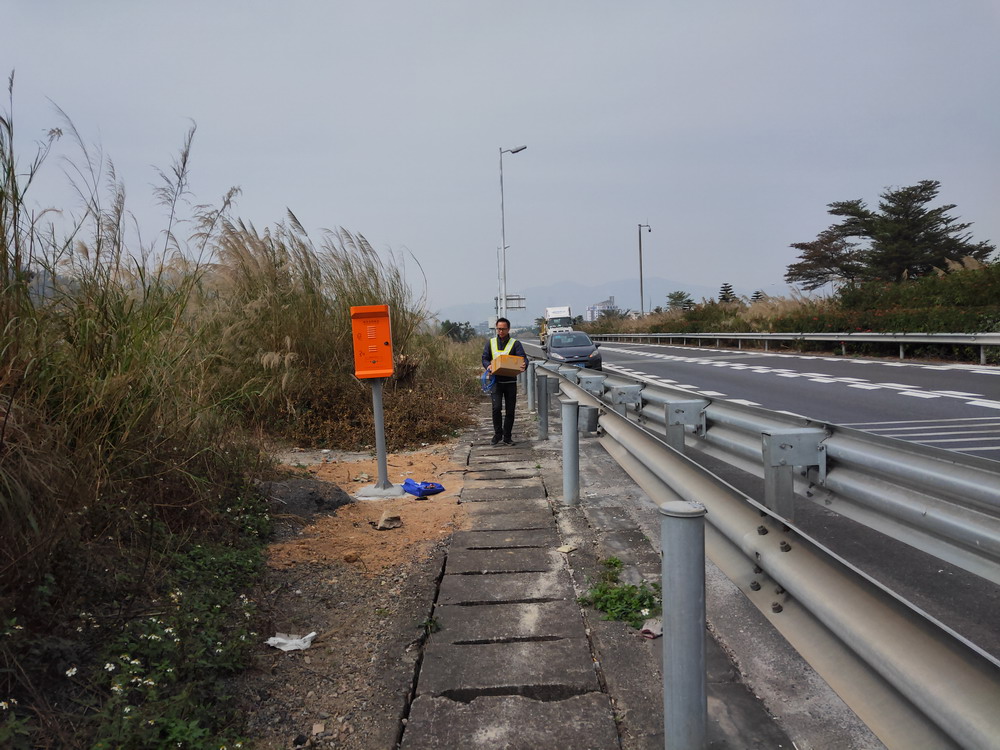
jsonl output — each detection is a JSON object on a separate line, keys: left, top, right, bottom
{"left": 481, "top": 369, "right": 496, "bottom": 393}
{"left": 402, "top": 478, "right": 445, "bottom": 498}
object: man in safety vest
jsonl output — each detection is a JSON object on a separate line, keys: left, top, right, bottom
{"left": 481, "top": 317, "right": 528, "bottom": 445}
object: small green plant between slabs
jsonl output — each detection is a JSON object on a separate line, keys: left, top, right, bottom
{"left": 578, "top": 557, "right": 661, "bottom": 630}
{"left": 420, "top": 615, "right": 441, "bottom": 635}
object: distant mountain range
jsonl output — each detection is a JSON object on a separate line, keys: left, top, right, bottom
{"left": 432, "top": 276, "right": 720, "bottom": 326}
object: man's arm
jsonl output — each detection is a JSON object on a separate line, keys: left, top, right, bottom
{"left": 482, "top": 340, "right": 492, "bottom": 370}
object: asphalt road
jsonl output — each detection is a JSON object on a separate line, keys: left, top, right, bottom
{"left": 598, "top": 342, "right": 1000, "bottom": 459}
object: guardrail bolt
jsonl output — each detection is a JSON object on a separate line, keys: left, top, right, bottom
{"left": 757, "top": 525, "right": 768, "bottom": 535}
{"left": 771, "top": 602, "right": 783, "bottom": 613}
{"left": 750, "top": 581, "right": 761, "bottom": 591}
{"left": 780, "top": 541, "right": 791, "bottom": 552}
{"left": 775, "top": 586, "right": 785, "bottom": 595}
{"left": 752, "top": 565, "right": 762, "bottom": 574}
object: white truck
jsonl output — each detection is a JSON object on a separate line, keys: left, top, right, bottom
{"left": 540, "top": 305, "right": 573, "bottom": 345}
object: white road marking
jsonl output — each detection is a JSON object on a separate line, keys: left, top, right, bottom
{"left": 879, "top": 428, "right": 1000, "bottom": 438}
{"left": 842, "top": 417, "right": 1000, "bottom": 426}
{"left": 966, "top": 400, "right": 1000, "bottom": 410}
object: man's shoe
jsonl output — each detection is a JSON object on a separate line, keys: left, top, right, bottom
{"left": 491, "top": 436, "right": 501, "bottom": 445}
{"left": 503, "top": 439, "right": 515, "bottom": 446}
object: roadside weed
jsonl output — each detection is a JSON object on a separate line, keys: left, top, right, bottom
{"left": 578, "top": 557, "right": 661, "bottom": 629}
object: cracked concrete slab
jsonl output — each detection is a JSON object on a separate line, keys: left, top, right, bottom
{"left": 417, "top": 638, "right": 600, "bottom": 697}
{"left": 445, "top": 547, "right": 563, "bottom": 574}
{"left": 402, "top": 694, "right": 620, "bottom": 750}
{"left": 449, "top": 528, "right": 561, "bottom": 549}
{"left": 438, "top": 569, "right": 575, "bottom": 605}
{"left": 433, "top": 600, "right": 588, "bottom": 643}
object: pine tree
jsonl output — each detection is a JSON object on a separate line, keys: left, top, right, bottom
{"left": 666, "top": 291, "right": 693, "bottom": 310}
{"left": 788, "top": 180, "right": 995, "bottom": 285}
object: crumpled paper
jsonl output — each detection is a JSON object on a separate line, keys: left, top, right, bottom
{"left": 639, "top": 618, "right": 663, "bottom": 639}
{"left": 266, "top": 631, "right": 318, "bottom": 651}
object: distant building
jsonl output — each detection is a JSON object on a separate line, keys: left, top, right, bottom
{"left": 585, "top": 296, "right": 619, "bottom": 322}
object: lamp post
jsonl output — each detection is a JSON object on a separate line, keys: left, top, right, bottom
{"left": 498, "top": 145, "right": 527, "bottom": 322}
{"left": 638, "top": 223, "right": 651, "bottom": 315}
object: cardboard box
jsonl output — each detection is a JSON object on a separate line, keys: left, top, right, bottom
{"left": 491, "top": 354, "right": 523, "bottom": 378}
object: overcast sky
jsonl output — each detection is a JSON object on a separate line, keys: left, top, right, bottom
{"left": 8, "top": 1, "right": 1000, "bottom": 317}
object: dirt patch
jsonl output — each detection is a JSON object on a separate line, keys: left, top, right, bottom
{"left": 235, "top": 441, "right": 471, "bottom": 748}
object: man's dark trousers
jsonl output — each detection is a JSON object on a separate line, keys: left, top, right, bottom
{"left": 491, "top": 380, "right": 517, "bottom": 442}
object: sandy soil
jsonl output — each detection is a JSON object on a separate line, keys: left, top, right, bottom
{"left": 267, "top": 448, "right": 470, "bottom": 574}
{"left": 235, "top": 441, "right": 470, "bottom": 749}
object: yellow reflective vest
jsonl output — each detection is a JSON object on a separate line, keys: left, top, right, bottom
{"left": 490, "top": 336, "right": 517, "bottom": 359}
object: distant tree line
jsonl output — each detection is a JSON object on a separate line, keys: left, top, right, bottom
{"left": 438, "top": 319, "right": 476, "bottom": 342}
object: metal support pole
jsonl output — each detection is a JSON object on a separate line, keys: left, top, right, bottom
{"left": 371, "top": 378, "right": 392, "bottom": 490}
{"left": 638, "top": 223, "right": 650, "bottom": 315}
{"left": 562, "top": 399, "right": 579, "bottom": 506}
{"left": 665, "top": 423, "right": 686, "bottom": 453}
{"left": 526, "top": 361, "right": 537, "bottom": 412}
{"left": 899, "top": 343, "right": 905, "bottom": 360}
{"left": 537, "top": 374, "right": 549, "bottom": 440}
{"left": 499, "top": 149, "right": 508, "bottom": 321}
{"left": 763, "top": 463, "right": 795, "bottom": 520}
{"left": 660, "top": 500, "right": 707, "bottom": 750}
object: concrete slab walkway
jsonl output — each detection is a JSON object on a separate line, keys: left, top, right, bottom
{"left": 399, "top": 397, "right": 802, "bottom": 750}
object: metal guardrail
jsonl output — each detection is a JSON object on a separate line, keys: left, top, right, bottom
{"left": 590, "top": 331, "right": 1000, "bottom": 365}
{"left": 587, "top": 368, "right": 1000, "bottom": 585}
{"left": 529, "top": 358, "right": 1000, "bottom": 748}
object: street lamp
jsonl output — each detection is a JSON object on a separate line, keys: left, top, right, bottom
{"left": 638, "top": 223, "right": 651, "bottom": 315}
{"left": 498, "top": 145, "right": 527, "bottom": 321}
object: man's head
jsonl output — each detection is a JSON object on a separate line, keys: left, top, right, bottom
{"left": 496, "top": 318, "right": 511, "bottom": 338}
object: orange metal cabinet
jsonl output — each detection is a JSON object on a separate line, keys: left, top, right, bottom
{"left": 350, "top": 305, "right": 394, "bottom": 378}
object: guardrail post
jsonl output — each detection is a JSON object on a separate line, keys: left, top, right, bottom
{"left": 663, "top": 398, "right": 709, "bottom": 453}
{"left": 577, "top": 373, "right": 607, "bottom": 398}
{"left": 761, "top": 428, "right": 827, "bottom": 522}
{"left": 660, "top": 500, "right": 707, "bottom": 750}
{"left": 579, "top": 405, "right": 599, "bottom": 434}
{"left": 537, "top": 373, "right": 550, "bottom": 440}
{"left": 609, "top": 385, "right": 642, "bottom": 417}
{"left": 560, "top": 366, "right": 581, "bottom": 384}
{"left": 526, "top": 361, "right": 537, "bottom": 412}
{"left": 562, "top": 399, "right": 579, "bottom": 506}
